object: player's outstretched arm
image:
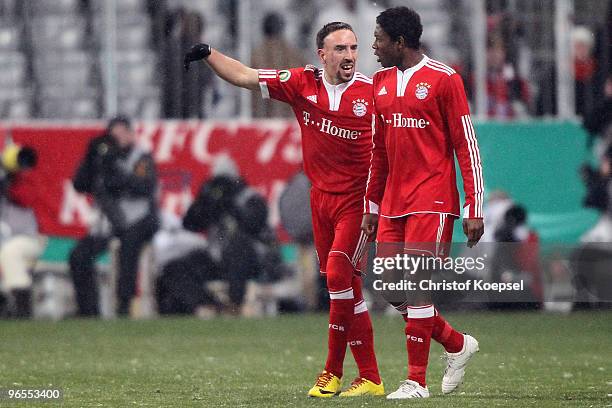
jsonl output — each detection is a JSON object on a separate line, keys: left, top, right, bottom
{"left": 184, "top": 43, "right": 260, "bottom": 91}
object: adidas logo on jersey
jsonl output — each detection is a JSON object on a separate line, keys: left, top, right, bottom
{"left": 378, "top": 86, "right": 387, "bottom": 96}
{"left": 307, "top": 95, "right": 318, "bottom": 103}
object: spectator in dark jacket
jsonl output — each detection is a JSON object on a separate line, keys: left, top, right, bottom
{"left": 70, "top": 116, "right": 159, "bottom": 316}
{"left": 580, "top": 145, "right": 612, "bottom": 242}
{"left": 583, "top": 74, "right": 612, "bottom": 150}
{"left": 157, "top": 158, "right": 284, "bottom": 316}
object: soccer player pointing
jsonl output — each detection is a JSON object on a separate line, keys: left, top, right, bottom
{"left": 362, "top": 7, "right": 484, "bottom": 399}
{"left": 185, "top": 23, "right": 384, "bottom": 398}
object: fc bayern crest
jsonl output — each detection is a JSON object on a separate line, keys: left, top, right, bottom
{"left": 415, "top": 82, "right": 431, "bottom": 100}
{"left": 352, "top": 99, "right": 368, "bottom": 117}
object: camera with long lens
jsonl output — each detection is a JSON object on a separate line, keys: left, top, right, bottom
{"left": 1, "top": 145, "right": 38, "bottom": 173}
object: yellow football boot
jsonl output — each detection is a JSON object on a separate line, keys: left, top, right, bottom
{"left": 307, "top": 370, "right": 342, "bottom": 398}
{"left": 339, "top": 377, "right": 385, "bottom": 397}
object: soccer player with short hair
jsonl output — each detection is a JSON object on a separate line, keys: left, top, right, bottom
{"left": 361, "top": 7, "right": 484, "bottom": 399}
{"left": 184, "top": 22, "right": 383, "bottom": 398}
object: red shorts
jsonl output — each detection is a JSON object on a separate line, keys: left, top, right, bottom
{"left": 310, "top": 187, "right": 368, "bottom": 274}
{"left": 376, "top": 213, "right": 456, "bottom": 257}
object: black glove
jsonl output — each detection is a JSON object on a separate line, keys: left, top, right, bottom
{"left": 184, "top": 43, "right": 212, "bottom": 71}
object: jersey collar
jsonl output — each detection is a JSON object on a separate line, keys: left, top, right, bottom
{"left": 396, "top": 55, "right": 429, "bottom": 97}
{"left": 322, "top": 73, "right": 357, "bottom": 111}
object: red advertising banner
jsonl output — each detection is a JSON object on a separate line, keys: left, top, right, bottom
{"left": 0, "top": 121, "right": 303, "bottom": 238}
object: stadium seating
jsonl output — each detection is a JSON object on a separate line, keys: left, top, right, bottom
{"left": 90, "top": 0, "right": 160, "bottom": 118}
{"left": 0, "top": 52, "right": 26, "bottom": 88}
{"left": 120, "top": 88, "right": 162, "bottom": 119}
{"left": 28, "top": 2, "right": 100, "bottom": 119}
{"left": 409, "top": 0, "right": 454, "bottom": 61}
{"left": 0, "top": 24, "right": 20, "bottom": 50}
{"left": 30, "top": 16, "right": 88, "bottom": 50}
{"left": 0, "top": 88, "right": 32, "bottom": 119}
{"left": 89, "top": 0, "right": 147, "bottom": 15}
{"left": 0, "top": 53, "right": 31, "bottom": 119}
{"left": 0, "top": 0, "right": 161, "bottom": 119}
{"left": 0, "top": 0, "right": 459, "bottom": 120}
{"left": 0, "top": 0, "right": 17, "bottom": 17}
{"left": 34, "top": 52, "right": 95, "bottom": 88}
{"left": 0, "top": 19, "right": 31, "bottom": 119}
{"left": 30, "top": 0, "right": 82, "bottom": 16}
{"left": 38, "top": 97, "right": 99, "bottom": 119}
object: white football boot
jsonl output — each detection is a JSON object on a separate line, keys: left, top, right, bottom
{"left": 386, "top": 379, "right": 430, "bottom": 399}
{"left": 441, "top": 334, "right": 479, "bottom": 394}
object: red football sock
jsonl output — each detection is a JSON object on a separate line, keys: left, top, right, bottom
{"left": 324, "top": 255, "right": 355, "bottom": 379}
{"left": 405, "top": 305, "right": 435, "bottom": 387}
{"left": 348, "top": 276, "right": 381, "bottom": 384}
{"left": 431, "top": 309, "right": 464, "bottom": 353}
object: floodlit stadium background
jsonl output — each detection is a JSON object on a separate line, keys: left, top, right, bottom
{"left": 0, "top": 0, "right": 610, "bottom": 312}
{"left": 0, "top": 1, "right": 610, "bottom": 405}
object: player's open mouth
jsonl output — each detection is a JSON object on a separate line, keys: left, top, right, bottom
{"left": 340, "top": 63, "right": 353, "bottom": 73}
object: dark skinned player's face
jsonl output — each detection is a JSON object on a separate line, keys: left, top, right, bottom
{"left": 372, "top": 24, "right": 402, "bottom": 68}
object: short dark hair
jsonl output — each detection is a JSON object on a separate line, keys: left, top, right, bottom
{"left": 316, "top": 21, "right": 354, "bottom": 49}
{"left": 107, "top": 115, "right": 131, "bottom": 131}
{"left": 376, "top": 7, "right": 422, "bottom": 49}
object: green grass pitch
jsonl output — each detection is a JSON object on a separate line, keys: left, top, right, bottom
{"left": 0, "top": 311, "right": 610, "bottom": 407}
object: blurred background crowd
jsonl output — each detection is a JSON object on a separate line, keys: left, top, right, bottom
{"left": 0, "top": 0, "right": 610, "bottom": 120}
{"left": 0, "top": 0, "right": 610, "bottom": 319}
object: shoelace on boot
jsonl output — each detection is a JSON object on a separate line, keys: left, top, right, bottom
{"left": 314, "top": 371, "right": 335, "bottom": 388}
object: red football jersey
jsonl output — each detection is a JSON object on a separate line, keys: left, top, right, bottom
{"left": 365, "top": 56, "right": 484, "bottom": 219}
{"left": 258, "top": 67, "right": 374, "bottom": 194}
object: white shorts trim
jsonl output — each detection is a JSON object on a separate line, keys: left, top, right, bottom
{"left": 380, "top": 211, "right": 459, "bottom": 219}
{"left": 328, "top": 250, "right": 352, "bottom": 265}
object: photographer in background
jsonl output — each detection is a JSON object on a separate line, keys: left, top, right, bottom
{"left": 573, "top": 145, "right": 612, "bottom": 306}
{"left": 157, "top": 157, "right": 284, "bottom": 316}
{"left": 580, "top": 145, "right": 612, "bottom": 243}
{"left": 0, "top": 144, "right": 45, "bottom": 318}
{"left": 490, "top": 204, "right": 542, "bottom": 308}
{"left": 70, "top": 116, "right": 159, "bottom": 317}
{"left": 583, "top": 74, "right": 612, "bottom": 154}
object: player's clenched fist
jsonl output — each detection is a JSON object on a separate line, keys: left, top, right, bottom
{"left": 361, "top": 213, "right": 379, "bottom": 237}
{"left": 184, "top": 43, "right": 212, "bottom": 71}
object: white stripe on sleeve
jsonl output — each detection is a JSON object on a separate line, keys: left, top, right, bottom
{"left": 461, "top": 115, "right": 483, "bottom": 218}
